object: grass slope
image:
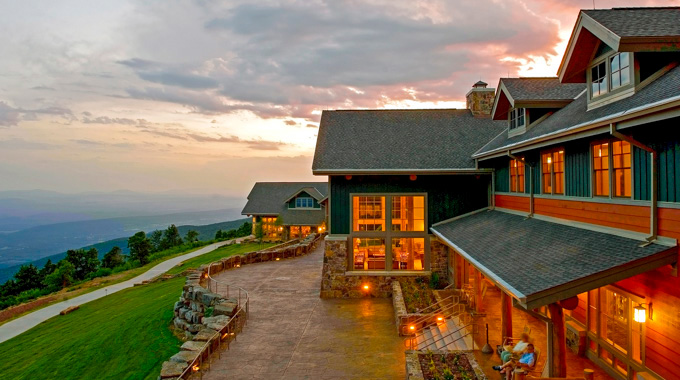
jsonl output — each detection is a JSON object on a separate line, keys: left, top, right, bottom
{"left": 0, "top": 242, "right": 268, "bottom": 380}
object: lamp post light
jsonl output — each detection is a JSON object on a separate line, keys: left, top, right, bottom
{"left": 634, "top": 304, "right": 647, "bottom": 323}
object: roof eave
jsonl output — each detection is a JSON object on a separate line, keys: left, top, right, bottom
{"left": 312, "top": 168, "right": 495, "bottom": 175}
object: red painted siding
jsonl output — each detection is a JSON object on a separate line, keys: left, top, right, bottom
{"left": 495, "top": 194, "right": 530, "bottom": 212}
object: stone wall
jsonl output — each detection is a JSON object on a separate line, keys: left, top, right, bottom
{"left": 159, "top": 233, "right": 325, "bottom": 379}
{"left": 430, "top": 238, "right": 449, "bottom": 286}
{"left": 320, "top": 236, "right": 436, "bottom": 299}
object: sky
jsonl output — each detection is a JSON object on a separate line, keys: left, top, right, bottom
{"left": 0, "top": 0, "right": 670, "bottom": 197}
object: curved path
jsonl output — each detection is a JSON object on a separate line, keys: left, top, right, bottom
{"left": 205, "top": 243, "right": 405, "bottom": 380}
{"left": 0, "top": 236, "right": 250, "bottom": 344}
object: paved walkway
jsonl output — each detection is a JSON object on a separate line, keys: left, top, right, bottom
{"left": 0, "top": 236, "right": 249, "bottom": 344}
{"left": 205, "top": 243, "right": 405, "bottom": 380}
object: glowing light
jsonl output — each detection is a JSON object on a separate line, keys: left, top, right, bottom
{"left": 437, "top": 317, "right": 443, "bottom": 321}
{"left": 192, "top": 365, "right": 200, "bottom": 372}
{"left": 634, "top": 304, "right": 647, "bottom": 323}
{"left": 409, "top": 325, "right": 415, "bottom": 331}
{"left": 547, "top": 157, "right": 552, "bottom": 164}
{"left": 345, "top": 175, "right": 352, "bottom": 180}
{"left": 409, "top": 175, "right": 417, "bottom": 181}
{"left": 276, "top": 257, "right": 280, "bottom": 261}
{"left": 363, "top": 284, "right": 369, "bottom": 290}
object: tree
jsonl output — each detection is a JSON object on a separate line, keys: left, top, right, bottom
{"left": 39, "top": 259, "right": 57, "bottom": 279}
{"left": 254, "top": 222, "right": 264, "bottom": 244}
{"left": 185, "top": 230, "right": 199, "bottom": 244}
{"left": 149, "top": 230, "right": 163, "bottom": 252}
{"left": 45, "top": 261, "right": 75, "bottom": 290}
{"left": 65, "top": 248, "right": 100, "bottom": 281}
{"left": 162, "top": 224, "right": 182, "bottom": 249}
{"left": 128, "top": 231, "right": 152, "bottom": 265}
{"left": 214, "top": 230, "right": 223, "bottom": 240}
{"left": 14, "top": 264, "right": 42, "bottom": 292}
{"left": 102, "top": 246, "right": 125, "bottom": 269}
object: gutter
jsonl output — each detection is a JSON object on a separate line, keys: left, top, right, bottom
{"left": 507, "top": 151, "right": 534, "bottom": 218}
{"left": 609, "top": 123, "right": 658, "bottom": 245}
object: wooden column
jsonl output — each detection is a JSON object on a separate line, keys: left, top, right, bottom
{"left": 463, "top": 261, "right": 470, "bottom": 285}
{"left": 548, "top": 303, "right": 567, "bottom": 378}
{"left": 501, "top": 291, "right": 513, "bottom": 339}
{"left": 474, "top": 268, "right": 483, "bottom": 312}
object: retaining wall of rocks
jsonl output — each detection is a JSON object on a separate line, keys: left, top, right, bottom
{"left": 159, "top": 233, "right": 325, "bottom": 379}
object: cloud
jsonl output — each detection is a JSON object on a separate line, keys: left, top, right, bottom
{"left": 116, "top": 58, "right": 157, "bottom": 69}
{"left": 0, "top": 101, "right": 73, "bottom": 126}
{"left": 186, "top": 133, "right": 288, "bottom": 150}
{"left": 0, "top": 102, "right": 21, "bottom": 127}
{"left": 31, "top": 86, "right": 56, "bottom": 91}
{"left": 138, "top": 71, "right": 219, "bottom": 89}
{"left": 0, "top": 138, "right": 59, "bottom": 150}
{"left": 82, "top": 116, "right": 138, "bottom": 125}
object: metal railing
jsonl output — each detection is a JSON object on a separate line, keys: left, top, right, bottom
{"left": 175, "top": 263, "right": 250, "bottom": 380}
{"left": 399, "top": 294, "right": 462, "bottom": 336}
{"left": 405, "top": 319, "right": 479, "bottom": 352}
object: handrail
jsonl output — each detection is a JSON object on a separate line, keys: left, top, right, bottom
{"left": 176, "top": 263, "right": 251, "bottom": 379}
{"left": 404, "top": 305, "right": 468, "bottom": 348}
{"left": 405, "top": 317, "right": 479, "bottom": 352}
{"left": 400, "top": 295, "right": 463, "bottom": 335}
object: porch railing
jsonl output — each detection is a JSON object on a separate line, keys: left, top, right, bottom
{"left": 175, "top": 263, "right": 250, "bottom": 380}
{"left": 399, "top": 294, "right": 463, "bottom": 336}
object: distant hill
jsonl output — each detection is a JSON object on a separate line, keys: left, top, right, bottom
{"left": 0, "top": 218, "right": 249, "bottom": 284}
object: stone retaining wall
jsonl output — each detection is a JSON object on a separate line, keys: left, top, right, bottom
{"left": 159, "top": 233, "right": 325, "bottom": 379}
{"left": 392, "top": 281, "right": 430, "bottom": 336}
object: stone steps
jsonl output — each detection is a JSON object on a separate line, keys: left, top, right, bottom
{"left": 414, "top": 315, "right": 473, "bottom": 351}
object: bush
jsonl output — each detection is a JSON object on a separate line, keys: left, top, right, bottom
{"left": 429, "top": 272, "right": 440, "bottom": 289}
{"left": 88, "top": 268, "right": 113, "bottom": 280}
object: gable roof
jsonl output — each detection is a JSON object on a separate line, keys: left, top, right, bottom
{"left": 283, "top": 187, "right": 325, "bottom": 203}
{"left": 491, "top": 78, "right": 585, "bottom": 120}
{"left": 241, "top": 182, "right": 328, "bottom": 217}
{"left": 431, "top": 209, "right": 677, "bottom": 309}
{"left": 475, "top": 63, "right": 680, "bottom": 159}
{"left": 559, "top": 7, "right": 680, "bottom": 83}
{"left": 312, "top": 109, "right": 506, "bottom": 174}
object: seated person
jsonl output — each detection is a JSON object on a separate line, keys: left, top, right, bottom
{"left": 493, "top": 343, "right": 536, "bottom": 380}
{"left": 500, "top": 332, "right": 530, "bottom": 363}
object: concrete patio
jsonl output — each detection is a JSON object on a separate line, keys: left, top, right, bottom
{"left": 204, "top": 243, "right": 405, "bottom": 380}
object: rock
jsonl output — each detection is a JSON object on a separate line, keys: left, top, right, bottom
{"left": 187, "top": 324, "right": 202, "bottom": 333}
{"left": 213, "top": 302, "right": 238, "bottom": 317}
{"left": 160, "top": 361, "right": 188, "bottom": 378}
{"left": 173, "top": 317, "right": 189, "bottom": 330}
{"left": 59, "top": 305, "right": 79, "bottom": 315}
{"left": 203, "top": 315, "right": 230, "bottom": 331}
{"left": 193, "top": 328, "right": 218, "bottom": 342}
{"left": 181, "top": 340, "right": 206, "bottom": 352}
{"left": 201, "top": 292, "right": 222, "bottom": 306}
{"left": 192, "top": 286, "right": 207, "bottom": 302}
{"left": 178, "top": 307, "right": 190, "bottom": 319}
{"left": 170, "top": 350, "right": 198, "bottom": 364}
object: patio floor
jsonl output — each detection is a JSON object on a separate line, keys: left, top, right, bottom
{"left": 441, "top": 285, "right": 614, "bottom": 380}
{"left": 203, "top": 243, "right": 405, "bottom": 380}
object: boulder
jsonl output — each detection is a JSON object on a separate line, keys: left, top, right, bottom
{"left": 170, "top": 350, "right": 198, "bottom": 364}
{"left": 160, "top": 361, "right": 187, "bottom": 378}
{"left": 193, "top": 328, "right": 218, "bottom": 342}
{"left": 203, "top": 315, "right": 230, "bottom": 331}
{"left": 181, "top": 340, "right": 206, "bottom": 352}
{"left": 173, "top": 317, "right": 189, "bottom": 330}
{"left": 201, "top": 292, "right": 222, "bottom": 306}
{"left": 59, "top": 305, "right": 79, "bottom": 316}
{"left": 213, "top": 302, "right": 238, "bottom": 317}
{"left": 187, "top": 324, "right": 202, "bottom": 333}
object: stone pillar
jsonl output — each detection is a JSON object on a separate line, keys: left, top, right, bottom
{"left": 429, "top": 238, "right": 448, "bottom": 283}
{"left": 320, "top": 237, "right": 348, "bottom": 298}
{"left": 501, "top": 291, "right": 513, "bottom": 340}
{"left": 548, "top": 303, "right": 567, "bottom": 378}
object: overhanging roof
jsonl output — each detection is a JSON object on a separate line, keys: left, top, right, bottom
{"left": 491, "top": 78, "right": 585, "bottom": 120}
{"left": 431, "top": 209, "right": 677, "bottom": 309}
{"left": 241, "top": 182, "right": 328, "bottom": 226}
{"left": 283, "top": 187, "right": 325, "bottom": 203}
{"left": 558, "top": 7, "right": 680, "bottom": 83}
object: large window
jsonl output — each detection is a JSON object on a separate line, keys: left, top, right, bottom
{"left": 593, "top": 140, "right": 631, "bottom": 198}
{"left": 351, "top": 194, "right": 427, "bottom": 272}
{"left": 509, "top": 108, "right": 526, "bottom": 130}
{"left": 510, "top": 158, "right": 525, "bottom": 193}
{"left": 541, "top": 149, "right": 564, "bottom": 195}
{"left": 610, "top": 53, "right": 630, "bottom": 90}
{"left": 353, "top": 196, "right": 385, "bottom": 231}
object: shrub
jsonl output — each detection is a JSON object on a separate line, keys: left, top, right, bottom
{"left": 429, "top": 272, "right": 440, "bottom": 289}
{"left": 88, "top": 268, "right": 113, "bottom": 280}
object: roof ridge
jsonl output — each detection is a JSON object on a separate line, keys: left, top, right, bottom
{"left": 327, "top": 108, "right": 466, "bottom": 112}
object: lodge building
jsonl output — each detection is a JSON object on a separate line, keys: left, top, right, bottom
{"left": 309, "top": 7, "right": 680, "bottom": 380}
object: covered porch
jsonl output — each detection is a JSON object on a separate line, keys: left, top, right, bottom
{"left": 431, "top": 209, "right": 677, "bottom": 379}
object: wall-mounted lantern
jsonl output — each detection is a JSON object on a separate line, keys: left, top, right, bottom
{"left": 634, "top": 303, "right": 650, "bottom": 323}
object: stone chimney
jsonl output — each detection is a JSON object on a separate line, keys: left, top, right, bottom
{"left": 466, "top": 80, "right": 495, "bottom": 117}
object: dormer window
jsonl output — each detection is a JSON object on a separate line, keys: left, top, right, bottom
{"left": 296, "top": 197, "right": 314, "bottom": 208}
{"left": 509, "top": 108, "right": 526, "bottom": 130}
{"left": 591, "top": 61, "right": 608, "bottom": 97}
{"left": 610, "top": 52, "right": 630, "bottom": 90}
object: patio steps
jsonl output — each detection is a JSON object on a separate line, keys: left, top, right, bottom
{"left": 413, "top": 317, "right": 473, "bottom": 351}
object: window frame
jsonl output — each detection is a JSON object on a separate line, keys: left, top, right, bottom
{"left": 541, "top": 148, "right": 565, "bottom": 195}
{"left": 349, "top": 193, "right": 429, "bottom": 272}
{"left": 591, "top": 139, "right": 633, "bottom": 200}
{"left": 509, "top": 158, "right": 526, "bottom": 193}
{"left": 587, "top": 49, "right": 635, "bottom": 103}
{"left": 294, "top": 196, "right": 316, "bottom": 209}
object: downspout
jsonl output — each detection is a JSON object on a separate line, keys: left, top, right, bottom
{"left": 507, "top": 151, "right": 534, "bottom": 218}
{"left": 609, "top": 123, "right": 658, "bottom": 244}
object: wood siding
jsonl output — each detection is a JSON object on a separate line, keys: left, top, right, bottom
{"left": 495, "top": 194, "right": 530, "bottom": 212}
{"left": 329, "top": 175, "right": 491, "bottom": 235}
{"left": 565, "top": 141, "right": 591, "bottom": 197}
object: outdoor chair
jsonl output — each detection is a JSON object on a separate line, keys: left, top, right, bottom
{"left": 497, "top": 325, "right": 532, "bottom": 356}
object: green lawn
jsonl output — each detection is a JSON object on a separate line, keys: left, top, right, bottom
{"left": 166, "top": 242, "right": 275, "bottom": 275}
{"left": 0, "top": 243, "right": 270, "bottom": 380}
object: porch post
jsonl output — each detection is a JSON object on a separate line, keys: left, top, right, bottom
{"left": 548, "top": 303, "right": 567, "bottom": 378}
{"left": 455, "top": 253, "right": 463, "bottom": 289}
{"left": 501, "top": 291, "right": 513, "bottom": 339}
{"left": 474, "top": 269, "right": 483, "bottom": 312}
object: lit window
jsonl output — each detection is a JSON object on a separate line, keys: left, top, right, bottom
{"left": 392, "top": 238, "right": 425, "bottom": 270}
{"left": 509, "top": 108, "right": 526, "bottom": 130}
{"left": 352, "top": 196, "right": 385, "bottom": 231}
{"left": 541, "top": 150, "right": 564, "bottom": 195}
{"left": 295, "top": 197, "right": 314, "bottom": 208}
{"left": 353, "top": 238, "right": 385, "bottom": 270}
{"left": 593, "top": 140, "right": 631, "bottom": 197}
{"left": 391, "top": 196, "right": 425, "bottom": 231}
{"left": 612, "top": 141, "right": 631, "bottom": 197}
{"left": 591, "top": 61, "right": 608, "bottom": 98}
{"left": 509, "top": 158, "right": 525, "bottom": 193}
{"left": 610, "top": 53, "right": 630, "bottom": 90}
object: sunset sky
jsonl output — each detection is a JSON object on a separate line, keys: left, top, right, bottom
{"left": 0, "top": 0, "right": 670, "bottom": 197}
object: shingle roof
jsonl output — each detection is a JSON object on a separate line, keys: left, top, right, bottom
{"left": 583, "top": 8, "right": 680, "bottom": 38}
{"left": 501, "top": 78, "right": 585, "bottom": 101}
{"left": 313, "top": 109, "right": 506, "bottom": 173}
{"left": 476, "top": 64, "right": 680, "bottom": 157}
{"left": 431, "top": 210, "right": 676, "bottom": 308}
{"left": 241, "top": 182, "right": 327, "bottom": 226}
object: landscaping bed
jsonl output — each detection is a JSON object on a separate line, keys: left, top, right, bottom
{"left": 406, "top": 351, "right": 487, "bottom": 380}
{"left": 400, "top": 277, "right": 437, "bottom": 313}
